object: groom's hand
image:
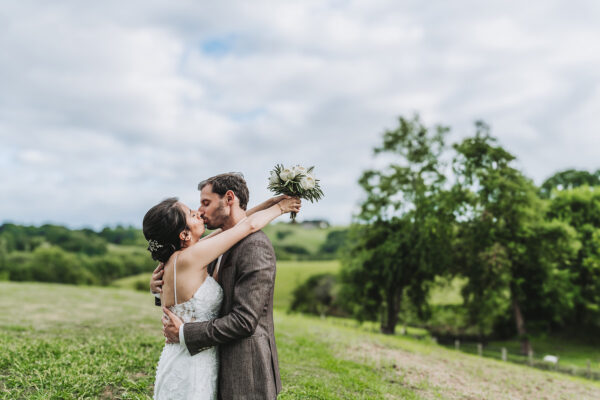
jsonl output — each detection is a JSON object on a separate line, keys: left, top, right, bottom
{"left": 272, "top": 194, "right": 291, "bottom": 206}
{"left": 150, "top": 263, "right": 165, "bottom": 294}
{"left": 162, "top": 307, "right": 183, "bottom": 344}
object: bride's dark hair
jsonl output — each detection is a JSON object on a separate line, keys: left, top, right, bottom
{"left": 143, "top": 197, "right": 188, "bottom": 263}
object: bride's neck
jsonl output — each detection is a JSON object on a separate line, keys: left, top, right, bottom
{"left": 222, "top": 207, "right": 246, "bottom": 231}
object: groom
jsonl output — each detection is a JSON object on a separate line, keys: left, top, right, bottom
{"left": 159, "top": 172, "right": 282, "bottom": 399}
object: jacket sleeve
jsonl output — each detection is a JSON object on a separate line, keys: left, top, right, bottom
{"left": 183, "top": 232, "right": 275, "bottom": 355}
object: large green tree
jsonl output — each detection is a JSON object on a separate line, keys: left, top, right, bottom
{"left": 452, "top": 123, "right": 579, "bottom": 352}
{"left": 341, "top": 115, "right": 455, "bottom": 334}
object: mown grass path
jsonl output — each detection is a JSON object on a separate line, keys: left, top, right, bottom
{"left": 1, "top": 282, "right": 599, "bottom": 399}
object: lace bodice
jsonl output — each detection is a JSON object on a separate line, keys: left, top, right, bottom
{"left": 168, "top": 276, "right": 223, "bottom": 323}
{"left": 154, "top": 256, "right": 224, "bottom": 400}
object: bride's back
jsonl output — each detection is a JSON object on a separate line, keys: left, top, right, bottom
{"left": 161, "top": 250, "right": 210, "bottom": 308}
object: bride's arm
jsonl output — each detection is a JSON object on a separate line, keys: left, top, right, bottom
{"left": 199, "top": 228, "right": 222, "bottom": 241}
{"left": 180, "top": 198, "right": 301, "bottom": 269}
{"left": 246, "top": 195, "right": 289, "bottom": 217}
{"left": 199, "top": 195, "right": 290, "bottom": 241}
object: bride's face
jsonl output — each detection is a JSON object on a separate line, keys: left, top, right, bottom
{"left": 177, "top": 202, "right": 205, "bottom": 245}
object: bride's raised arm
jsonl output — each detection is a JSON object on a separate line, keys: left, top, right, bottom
{"left": 199, "top": 195, "right": 291, "bottom": 241}
{"left": 180, "top": 197, "right": 301, "bottom": 269}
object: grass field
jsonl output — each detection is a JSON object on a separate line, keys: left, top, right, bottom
{"left": 112, "top": 260, "right": 341, "bottom": 310}
{"left": 1, "top": 282, "right": 600, "bottom": 399}
{"left": 262, "top": 222, "right": 342, "bottom": 255}
{"left": 112, "top": 260, "right": 600, "bottom": 380}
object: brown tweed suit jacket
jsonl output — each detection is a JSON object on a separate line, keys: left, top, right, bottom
{"left": 183, "top": 230, "right": 281, "bottom": 400}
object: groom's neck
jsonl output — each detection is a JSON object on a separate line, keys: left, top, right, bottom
{"left": 221, "top": 207, "right": 247, "bottom": 231}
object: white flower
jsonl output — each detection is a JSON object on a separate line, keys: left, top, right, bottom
{"left": 279, "top": 167, "right": 295, "bottom": 182}
{"left": 269, "top": 171, "right": 279, "bottom": 184}
{"left": 300, "top": 175, "right": 316, "bottom": 190}
{"left": 293, "top": 165, "right": 307, "bottom": 176}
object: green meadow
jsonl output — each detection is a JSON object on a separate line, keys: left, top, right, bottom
{"left": 1, "top": 282, "right": 599, "bottom": 399}
{"left": 76, "top": 255, "right": 600, "bottom": 381}
{"left": 262, "top": 222, "right": 341, "bottom": 255}
{"left": 112, "top": 260, "right": 341, "bottom": 310}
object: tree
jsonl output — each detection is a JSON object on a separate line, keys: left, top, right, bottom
{"left": 540, "top": 169, "right": 600, "bottom": 198}
{"left": 39, "top": 225, "right": 108, "bottom": 255}
{"left": 546, "top": 186, "right": 600, "bottom": 331}
{"left": 341, "top": 114, "right": 455, "bottom": 334}
{"left": 452, "top": 122, "right": 579, "bottom": 353}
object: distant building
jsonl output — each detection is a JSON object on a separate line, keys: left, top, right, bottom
{"left": 300, "top": 219, "right": 330, "bottom": 229}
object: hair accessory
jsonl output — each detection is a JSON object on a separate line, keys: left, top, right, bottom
{"left": 148, "top": 239, "right": 164, "bottom": 252}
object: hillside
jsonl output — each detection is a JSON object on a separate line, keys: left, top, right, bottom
{"left": 0, "top": 222, "right": 343, "bottom": 286}
{"left": 1, "top": 282, "right": 598, "bottom": 399}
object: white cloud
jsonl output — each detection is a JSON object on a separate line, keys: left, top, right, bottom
{"left": 1, "top": 0, "right": 599, "bottom": 228}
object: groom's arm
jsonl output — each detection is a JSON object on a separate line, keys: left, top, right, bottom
{"left": 182, "top": 232, "right": 275, "bottom": 356}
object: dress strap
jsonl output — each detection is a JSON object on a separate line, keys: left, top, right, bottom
{"left": 173, "top": 253, "right": 179, "bottom": 305}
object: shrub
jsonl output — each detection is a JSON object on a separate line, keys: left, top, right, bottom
{"left": 28, "top": 246, "right": 97, "bottom": 285}
{"left": 134, "top": 279, "right": 149, "bottom": 292}
{"left": 319, "top": 229, "right": 348, "bottom": 255}
{"left": 290, "top": 273, "right": 349, "bottom": 317}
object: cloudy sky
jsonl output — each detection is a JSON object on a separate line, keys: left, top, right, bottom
{"left": 1, "top": 1, "right": 599, "bottom": 229}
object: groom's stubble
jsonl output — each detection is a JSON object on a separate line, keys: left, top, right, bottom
{"left": 206, "top": 199, "right": 229, "bottom": 230}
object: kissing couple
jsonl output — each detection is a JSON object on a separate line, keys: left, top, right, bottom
{"left": 144, "top": 172, "right": 301, "bottom": 399}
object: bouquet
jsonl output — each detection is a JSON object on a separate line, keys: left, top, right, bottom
{"left": 268, "top": 164, "right": 324, "bottom": 221}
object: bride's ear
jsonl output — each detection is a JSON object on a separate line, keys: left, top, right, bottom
{"left": 179, "top": 230, "right": 190, "bottom": 242}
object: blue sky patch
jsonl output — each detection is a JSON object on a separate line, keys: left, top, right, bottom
{"left": 201, "top": 36, "right": 235, "bottom": 56}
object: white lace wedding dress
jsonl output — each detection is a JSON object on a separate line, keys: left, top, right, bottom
{"left": 154, "top": 255, "right": 223, "bottom": 400}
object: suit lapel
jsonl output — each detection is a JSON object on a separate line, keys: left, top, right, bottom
{"left": 217, "top": 249, "right": 232, "bottom": 286}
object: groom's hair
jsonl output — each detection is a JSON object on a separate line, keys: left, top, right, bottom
{"left": 198, "top": 172, "right": 249, "bottom": 210}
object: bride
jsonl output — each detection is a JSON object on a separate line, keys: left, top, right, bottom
{"left": 142, "top": 195, "right": 300, "bottom": 400}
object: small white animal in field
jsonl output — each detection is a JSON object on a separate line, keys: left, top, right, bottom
{"left": 543, "top": 355, "right": 559, "bottom": 364}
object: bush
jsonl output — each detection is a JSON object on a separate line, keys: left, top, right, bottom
{"left": 319, "top": 229, "right": 348, "bottom": 255}
{"left": 281, "top": 245, "right": 310, "bottom": 255}
{"left": 82, "top": 254, "right": 125, "bottom": 285}
{"left": 27, "top": 247, "right": 97, "bottom": 285}
{"left": 3, "top": 252, "right": 34, "bottom": 281}
{"left": 0, "top": 224, "right": 157, "bottom": 286}
{"left": 134, "top": 279, "right": 149, "bottom": 292}
{"left": 290, "top": 273, "right": 350, "bottom": 317}
{"left": 274, "top": 245, "right": 313, "bottom": 261}
{"left": 276, "top": 230, "right": 293, "bottom": 240}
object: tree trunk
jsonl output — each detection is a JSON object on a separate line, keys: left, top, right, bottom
{"left": 512, "top": 298, "right": 532, "bottom": 355}
{"left": 381, "top": 290, "right": 399, "bottom": 334}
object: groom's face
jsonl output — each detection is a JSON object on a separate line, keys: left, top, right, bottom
{"left": 199, "top": 184, "right": 230, "bottom": 230}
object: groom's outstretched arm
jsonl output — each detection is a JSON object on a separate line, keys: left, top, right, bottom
{"left": 183, "top": 232, "right": 275, "bottom": 356}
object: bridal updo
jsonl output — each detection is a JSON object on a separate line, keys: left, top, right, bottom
{"left": 142, "top": 197, "right": 187, "bottom": 263}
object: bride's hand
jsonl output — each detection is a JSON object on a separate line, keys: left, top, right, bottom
{"left": 277, "top": 197, "right": 301, "bottom": 214}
